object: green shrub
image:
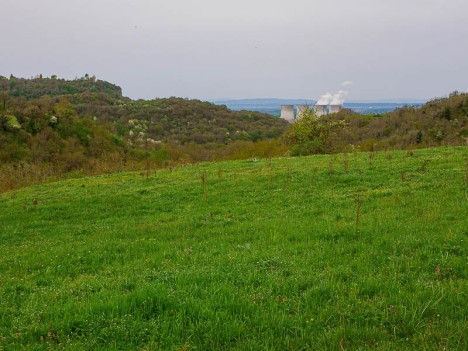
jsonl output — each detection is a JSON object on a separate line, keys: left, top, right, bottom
{"left": 283, "top": 109, "right": 347, "bottom": 155}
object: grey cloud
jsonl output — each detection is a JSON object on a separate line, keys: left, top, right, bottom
{"left": 1, "top": 0, "right": 467, "bottom": 100}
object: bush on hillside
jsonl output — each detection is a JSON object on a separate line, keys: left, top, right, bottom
{"left": 283, "top": 109, "right": 347, "bottom": 155}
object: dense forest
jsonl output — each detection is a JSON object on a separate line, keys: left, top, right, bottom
{"left": 0, "top": 74, "right": 122, "bottom": 99}
{"left": 0, "top": 75, "right": 287, "bottom": 146}
{"left": 0, "top": 75, "right": 288, "bottom": 163}
{"left": 327, "top": 92, "right": 467, "bottom": 151}
{"left": 0, "top": 75, "right": 289, "bottom": 191}
{"left": 0, "top": 75, "right": 467, "bottom": 192}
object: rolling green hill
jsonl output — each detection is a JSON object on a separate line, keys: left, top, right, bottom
{"left": 0, "top": 75, "right": 288, "bottom": 147}
{"left": 1, "top": 146, "right": 467, "bottom": 350}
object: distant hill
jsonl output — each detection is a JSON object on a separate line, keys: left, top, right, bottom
{"left": 0, "top": 75, "right": 123, "bottom": 99}
{"left": 212, "top": 98, "right": 425, "bottom": 115}
{"left": 212, "top": 98, "right": 315, "bottom": 106}
{"left": 0, "top": 75, "right": 288, "bottom": 146}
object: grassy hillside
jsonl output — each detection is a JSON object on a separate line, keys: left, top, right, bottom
{"left": 1, "top": 147, "right": 467, "bottom": 350}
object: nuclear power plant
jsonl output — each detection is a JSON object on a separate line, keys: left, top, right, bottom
{"left": 296, "top": 105, "right": 309, "bottom": 119}
{"left": 280, "top": 102, "right": 343, "bottom": 122}
{"left": 280, "top": 105, "right": 295, "bottom": 122}
{"left": 313, "top": 104, "right": 327, "bottom": 117}
{"left": 314, "top": 103, "right": 343, "bottom": 117}
{"left": 280, "top": 84, "right": 350, "bottom": 122}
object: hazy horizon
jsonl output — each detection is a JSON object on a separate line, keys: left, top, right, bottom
{"left": 209, "top": 97, "right": 428, "bottom": 103}
{"left": 2, "top": 0, "right": 467, "bottom": 101}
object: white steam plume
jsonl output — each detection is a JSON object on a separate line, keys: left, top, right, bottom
{"left": 316, "top": 81, "right": 352, "bottom": 106}
{"left": 331, "top": 90, "right": 349, "bottom": 105}
{"left": 316, "top": 92, "right": 333, "bottom": 105}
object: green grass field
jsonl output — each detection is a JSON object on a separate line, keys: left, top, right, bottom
{"left": 1, "top": 147, "right": 467, "bottom": 350}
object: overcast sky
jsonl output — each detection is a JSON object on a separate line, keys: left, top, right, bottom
{"left": 2, "top": 0, "right": 467, "bottom": 101}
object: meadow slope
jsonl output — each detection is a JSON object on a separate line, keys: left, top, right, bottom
{"left": 0, "top": 147, "right": 467, "bottom": 350}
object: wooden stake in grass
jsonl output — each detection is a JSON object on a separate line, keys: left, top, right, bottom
{"left": 343, "top": 153, "right": 349, "bottom": 172}
{"left": 400, "top": 171, "right": 406, "bottom": 182}
{"left": 122, "top": 149, "right": 128, "bottom": 168}
{"left": 352, "top": 145, "right": 358, "bottom": 160}
{"left": 201, "top": 173, "right": 207, "bottom": 196}
{"left": 145, "top": 160, "right": 151, "bottom": 177}
{"left": 355, "top": 194, "right": 362, "bottom": 233}
{"left": 328, "top": 160, "right": 335, "bottom": 195}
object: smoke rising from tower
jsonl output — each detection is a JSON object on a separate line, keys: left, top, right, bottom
{"left": 317, "top": 92, "right": 333, "bottom": 105}
{"left": 313, "top": 81, "right": 352, "bottom": 116}
{"left": 331, "top": 90, "right": 348, "bottom": 105}
{"left": 316, "top": 81, "right": 352, "bottom": 106}
{"left": 280, "top": 81, "right": 353, "bottom": 122}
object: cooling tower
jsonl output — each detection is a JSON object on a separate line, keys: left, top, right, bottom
{"left": 280, "top": 105, "right": 295, "bottom": 122}
{"left": 296, "top": 105, "right": 309, "bottom": 119}
{"left": 329, "top": 104, "right": 342, "bottom": 114}
{"left": 314, "top": 104, "right": 328, "bottom": 117}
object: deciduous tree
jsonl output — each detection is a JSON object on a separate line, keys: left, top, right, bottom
{"left": 283, "top": 108, "right": 347, "bottom": 155}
